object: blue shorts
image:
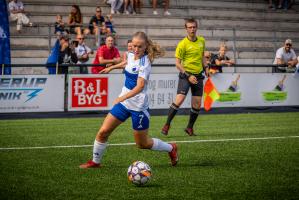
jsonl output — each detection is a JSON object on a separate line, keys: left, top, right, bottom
{"left": 110, "top": 103, "right": 150, "bottom": 131}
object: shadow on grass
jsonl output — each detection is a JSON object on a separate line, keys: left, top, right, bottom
{"left": 131, "top": 183, "right": 162, "bottom": 188}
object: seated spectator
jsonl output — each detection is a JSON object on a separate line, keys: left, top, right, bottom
{"left": 210, "top": 44, "right": 235, "bottom": 74}
{"left": 107, "top": 0, "right": 123, "bottom": 14}
{"left": 204, "top": 51, "right": 214, "bottom": 67}
{"left": 104, "top": 15, "right": 116, "bottom": 36}
{"left": 152, "top": 0, "right": 171, "bottom": 16}
{"left": 54, "top": 14, "right": 68, "bottom": 35}
{"left": 8, "top": 0, "right": 32, "bottom": 33}
{"left": 75, "top": 35, "right": 93, "bottom": 74}
{"left": 273, "top": 39, "right": 298, "bottom": 72}
{"left": 68, "top": 5, "right": 83, "bottom": 35}
{"left": 58, "top": 34, "right": 78, "bottom": 74}
{"left": 123, "top": 40, "right": 133, "bottom": 61}
{"left": 88, "top": 7, "right": 105, "bottom": 35}
{"left": 91, "top": 35, "right": 121, "bottom": 74}
{"left": 87, "top": 7, "right": 105, "bottom": 46}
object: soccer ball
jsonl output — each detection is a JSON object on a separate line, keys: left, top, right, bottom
{"left": 127, "top": 161, "right": 152, "bottom": 186}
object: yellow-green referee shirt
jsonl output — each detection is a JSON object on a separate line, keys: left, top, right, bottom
{"left": 175, "top": 36, "right": 205, "bottom": 74}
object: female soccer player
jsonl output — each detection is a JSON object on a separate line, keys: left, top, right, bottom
{"left": 80, "top": 32, "right": 178, "bottom": 168}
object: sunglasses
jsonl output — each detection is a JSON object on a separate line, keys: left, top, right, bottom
{"left": 96, "top": 10, "right": 101, "bottom": 12}
{"left": 78, "top": 38, "right": 84, "bottom": 40}
{"left": 285, "top": 43, "right": 292, "bottom": 46}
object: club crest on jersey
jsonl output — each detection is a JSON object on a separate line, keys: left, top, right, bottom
{"left": 131, "top": 65, "right": 139, "bottom": 74}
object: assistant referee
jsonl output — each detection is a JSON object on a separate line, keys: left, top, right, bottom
{"left": 161, "top": 18, "right": 208, "bottom": 136}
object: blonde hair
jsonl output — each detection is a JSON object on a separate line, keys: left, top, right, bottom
{"left": 132, "top": 31, "right": 165, "bottom": 63}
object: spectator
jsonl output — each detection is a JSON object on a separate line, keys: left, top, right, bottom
{"left": 274, "top": 39, "right": 298, "bottom": 72}
{"left": 68, "top": 5, "right": 83, "bottom": 35}
{"left": 204, "top": 51, "right": 214, "bottom": 67}
{"left": 91, "top": 35, "right": 121, "bottom": 74}
{"left": 124, "top": 0, "right": 135, "bottom": 14}
{"left": 54, "top": 14, "right": 68, "bottom": 35}
{"left": 104, "top": 15, "right": 116, "bottom": 36}
{"left": 108, "top": 0, "right": 123, "bottom": 14}
{"left": 123, "top": 39, "right": 133, "bottom": 61}
{"left": 75, "top": 35, "right": 93, "bottom": 74}
{"left": 210, "top": 44, "right": 234, "bottom": 74}
{"left": 134, "top": 0, "right": 142, "bottom": 14}
{"left": 58, "top": 34, "right": 78, "bottom": 74}
{"left": 88, "top": 7, "right": 105, "bottom": 35}
{"left": 87, "top": 7, "right": 105, "bottom": 46}
{"left": 152, "top": 0, "right": 171, "bottom": 16}
{"left": 8, "top": 0, "right": 32, "bottom": 33}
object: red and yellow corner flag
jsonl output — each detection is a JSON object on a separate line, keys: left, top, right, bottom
{"left": 203, "top": 77, "right": 220, "bottom": 111}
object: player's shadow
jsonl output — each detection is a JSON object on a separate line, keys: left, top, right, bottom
{"left": 133, "top": 183, "right": 161, "bottom": 188}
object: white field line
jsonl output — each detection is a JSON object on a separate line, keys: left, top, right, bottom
{"left": 0, "top": 135, "right": 299, "bottom": 151}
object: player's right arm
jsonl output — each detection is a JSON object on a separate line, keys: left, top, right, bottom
{"left": 99, "top": 60, "right": 127, "bottom": 74}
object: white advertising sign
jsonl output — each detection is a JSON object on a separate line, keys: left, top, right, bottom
{"left": 68, "top": 73, "right": 299, "bottom": 111}
{"left": 0, "top": 75, "right": 65, "bottom": 113}
{"left": 211, "top": 73, "right": 299, "bottom": 107}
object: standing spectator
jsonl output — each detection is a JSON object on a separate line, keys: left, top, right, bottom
{"left": 209, "top": 44, "right": 235, "bottom": 74}
{"left": 58, "top": 34, "right": 78, "bottom": 74}
{"left": 54, "top": 14, "right": 67, "bottom": 35}
{"left": 124, "top": 0, "right": 135, "bottom": 14}
{"left": 91, "top": 35, "right": 121, "bottom": 74}
{"left": 273, "top": 39, "right": 298, "bottom": 72}
{"left": 152, "top": 0, "right": 171, "bottom": 16}
{"left": 68, "top": 5, "right": 83, "bottom": 35}
{"left": 8, "top": 0, "right": 32, "bottom": 33}
{"left": 108, "top": 0, "right": 123, "bottom": 14}
{"left": 88, "top": 7, "right": 105, "bottom": 46}
{"left": 75, "top": 35, "right": 93, "bottom": 74}
{"left": 161, "top": 19, "right": 208, "bottom": 136}
{"left": 134, "top": 0, "right": 142, "bottom": 14}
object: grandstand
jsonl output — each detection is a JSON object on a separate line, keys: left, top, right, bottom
{"left": 9, "top": 0, "right": 299, "bottom": 74}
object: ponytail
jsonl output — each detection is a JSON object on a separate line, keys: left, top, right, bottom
{"left": 132, "top": 32, "right": 165, "bottom": 63}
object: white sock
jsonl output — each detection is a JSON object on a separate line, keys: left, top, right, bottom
{"left": 151, "top": 138, "right": 172, "bottom": 152}
{"left": 92, "top": 140, "right": 107, "bottom": 164}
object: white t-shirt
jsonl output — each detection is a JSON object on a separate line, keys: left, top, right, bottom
{"left": 8, "top": 1, "right": 24, "bottom": 12}
{"left": 75, "top": 44, "right": 92, "bottom": 64}
{"left": 273, "top": 47, "right": 297, "bottom": 64}
{"left": 119, "top": 52, "right": 151, "bottom": 111}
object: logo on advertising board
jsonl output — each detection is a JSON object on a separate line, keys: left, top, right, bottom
{"left": 71, "top": 77, "right": 108, "bottom": 108}
{"left": 262, "top": 75, "right": 287, "bottom": 102}
{"left": 0, "top": 77, "right": 46, "bottom": 102}
{"left": 218, "top": 74, "right": 241, "bottom": 102}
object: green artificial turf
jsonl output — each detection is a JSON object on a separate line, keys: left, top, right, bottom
{"left": 0, "top": 112, "right": 298, "bottom": 200}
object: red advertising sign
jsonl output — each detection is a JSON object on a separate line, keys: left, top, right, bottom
{"left": 71, "top": 77, "right": 108, "bottom": 108}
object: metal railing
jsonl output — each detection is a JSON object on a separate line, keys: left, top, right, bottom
{"left": 2, "top": 63, "right": 297, "bottom": 75}
{"left": 15, "top": 23, "right": 293, "bottom": 57}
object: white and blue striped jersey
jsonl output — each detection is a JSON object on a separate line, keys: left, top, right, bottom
{"left": 119, "top": 52, "right": 151, "bottom": 111}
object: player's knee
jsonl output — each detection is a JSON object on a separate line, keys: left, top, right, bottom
{"left": 192, "top": 103, "right": 201, "bottom": 110}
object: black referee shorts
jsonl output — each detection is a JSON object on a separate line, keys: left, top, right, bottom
{"left": 177, "top": 72, "right": 204, "bottom": 96}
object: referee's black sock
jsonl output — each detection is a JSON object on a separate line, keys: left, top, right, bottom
{"left": 165, "top": 103, "right": 179, "bottom": 125}
{"left": 187, "top": 107, "right": 200, "bottom": 129}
